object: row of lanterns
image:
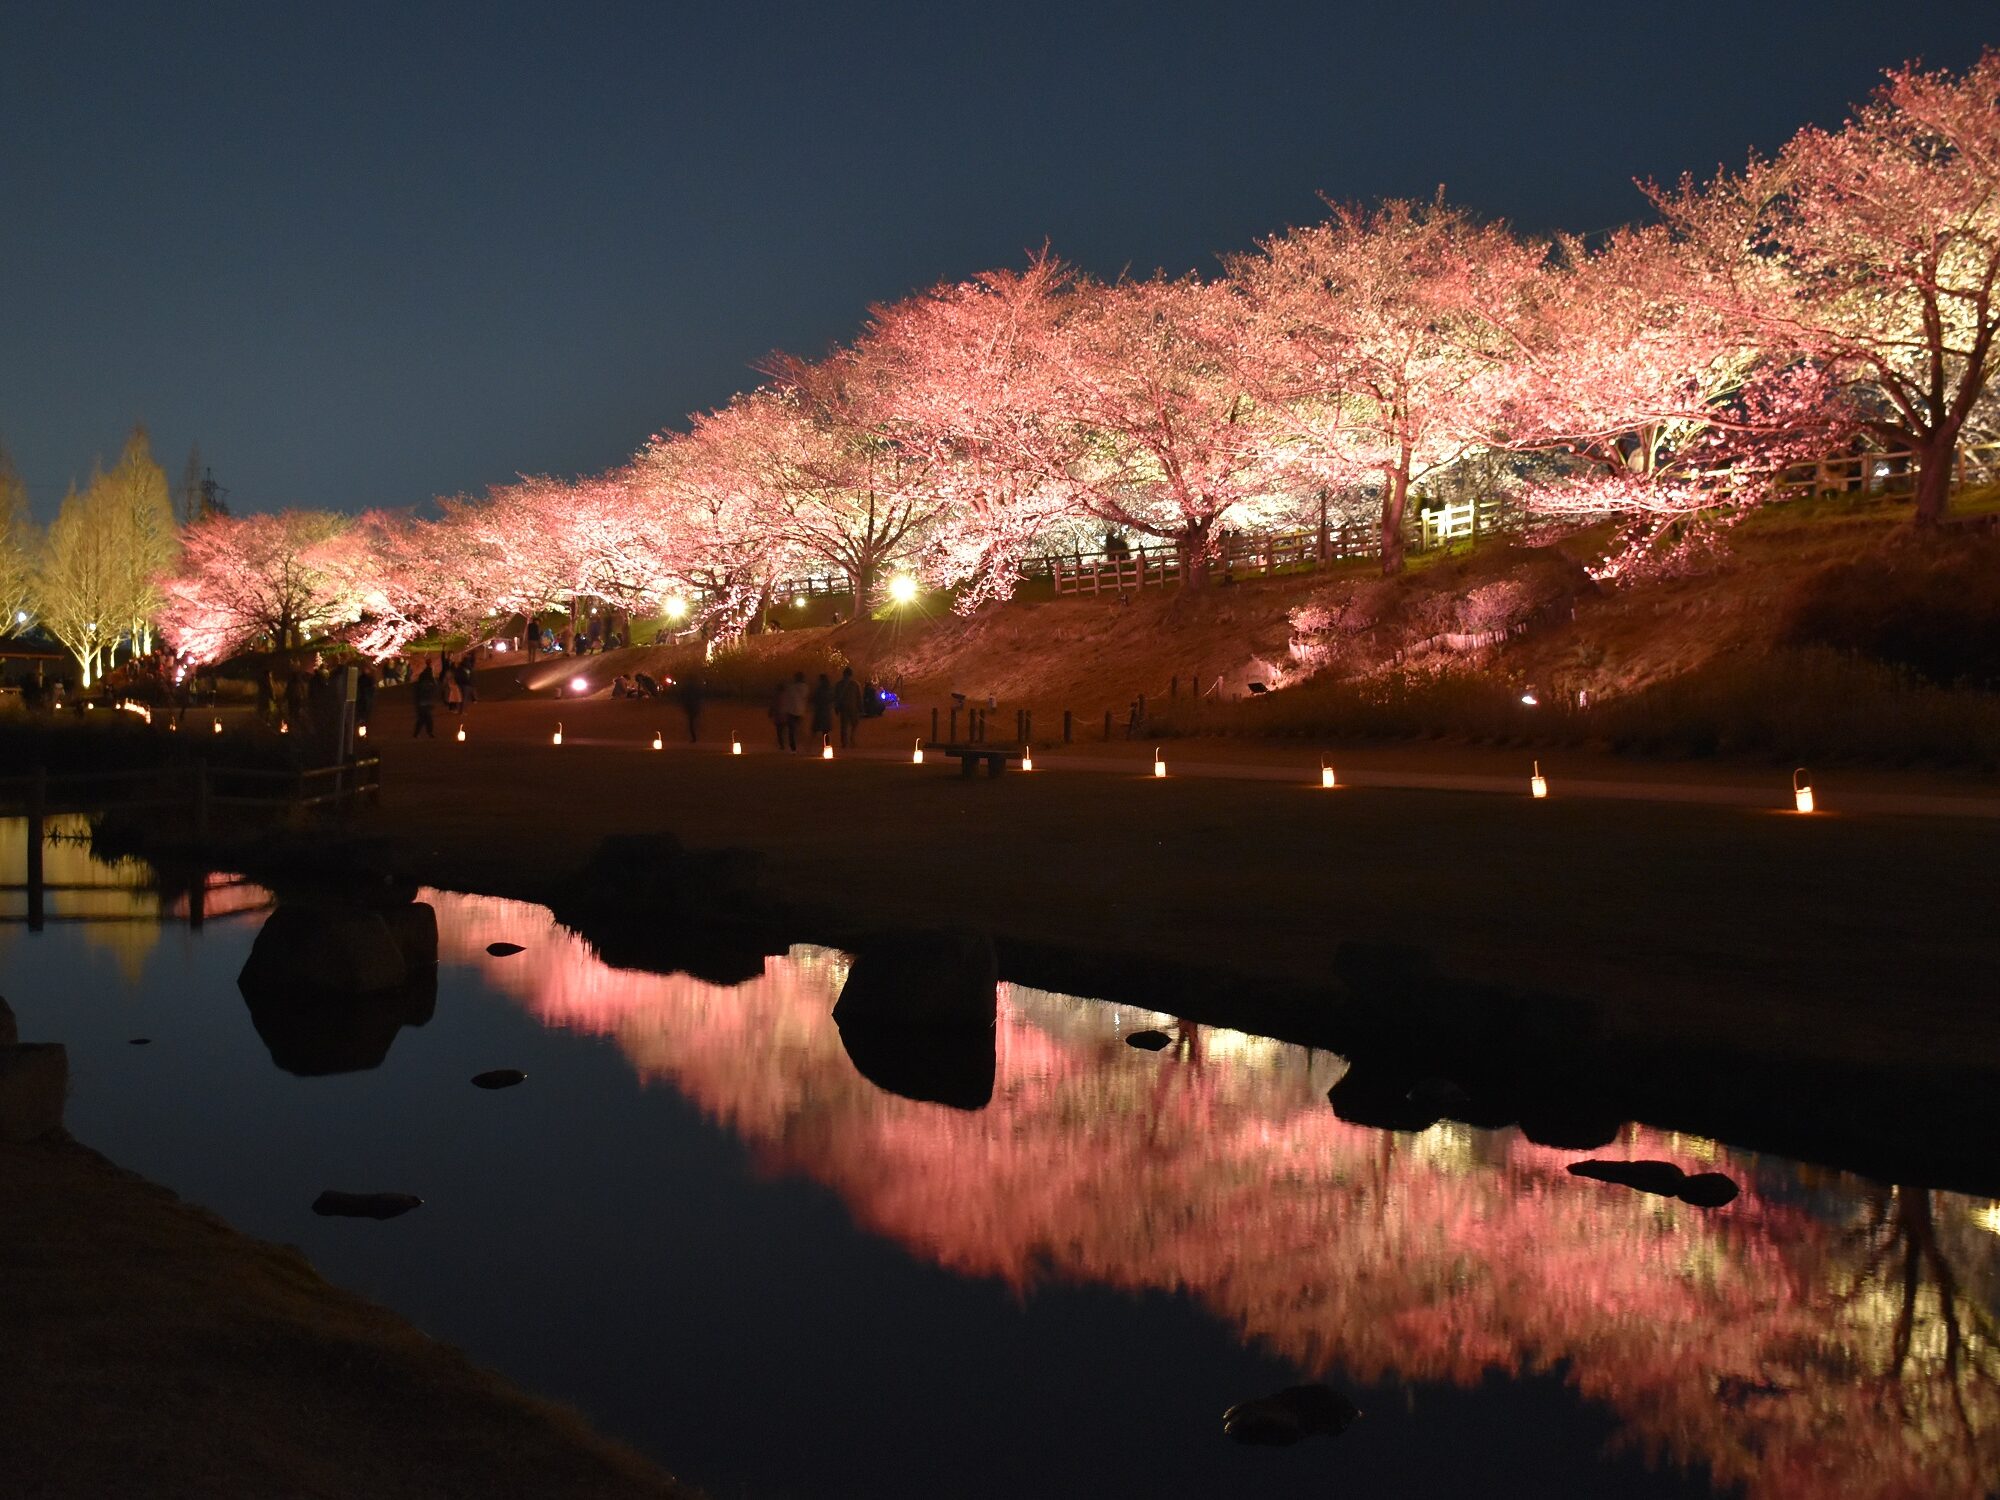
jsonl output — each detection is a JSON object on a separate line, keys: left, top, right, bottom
{"left": 518, "top": 722, "right": 1818, "bottom": 812}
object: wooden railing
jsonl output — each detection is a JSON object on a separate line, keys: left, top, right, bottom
{"left": 1040, "top": 494, "right": 1517, "bottom": 598}
{"left": 1773, "top": 441, "right": 2000, "bottom": 500}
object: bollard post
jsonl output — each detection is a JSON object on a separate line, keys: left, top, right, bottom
{"left": 931, "top": 706, "right": 939, "bottom": 744}
{"left": 26, "top": 766, "right": 46, "bottom": 933}
{"left": 1137, "top": 693, "right": 1146, "bottom": 729}
{"left": 1024, "top": 710, "right": 1032, "bottom": 743}
{"left": 949, "top": 707, "right": 959, "bottom": 742}
{"left": 1062, "top": 709, "right": 1073, "bottom": 744}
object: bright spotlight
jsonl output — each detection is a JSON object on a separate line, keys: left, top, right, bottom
{"left": 569, "top": 676, "right": 588, "bottom": 693}
{"left": 664, "top": 595, "right": 689, "bottom": 622}
{"left": 888, "top": 574, "right": 919, "bottom": 605}
{"left": 793, "top": 595, "right": 808, "bottom": 609}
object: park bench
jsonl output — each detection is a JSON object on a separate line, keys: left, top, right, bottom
{"left": 930, "top": 742, "right": 1027, "bottom": 778}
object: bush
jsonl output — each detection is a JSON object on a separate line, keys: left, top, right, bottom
{"left": 1782, "top": 533, "right": 2000, "bottom": 689}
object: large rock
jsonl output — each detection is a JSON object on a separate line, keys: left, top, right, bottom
{"left": 837, "top": 1020, "right": 995, "bottom": 1110}
{"left": 239, "top": 904, "right": 410, "bottom": 997}
{"left": 1222, "top": 1384, "right": 1359, "bottom": 1446}
{"left": 241, "top": 970, "right": 437, "bottom": 1077}
{"left": 0, "top": 1043, "right": 68, "bottom": 1142}
{"left": 378, "top": 901, "right": 438, "bottom": 971}
{"left": 0, "top": 994, "right": 16, "bottom": 1047}
{"left": 833, "top": 930, "right": 998, "bottom": 1031}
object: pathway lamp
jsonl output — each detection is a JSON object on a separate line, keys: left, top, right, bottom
{"left": 1530, "top": 761, "right": 1548, "bottom": 799}
{"left": 1153, "top": 747, "right": 1167, "bottom": 778}
{"left": 1793, "top": 768, "right": 1814, "bottom": 814}
{"left": 912, "top": 738, "right": 924, "bottom": 765}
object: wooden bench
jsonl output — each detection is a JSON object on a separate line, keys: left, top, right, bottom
{"left": 930, "top": 742, "right": 1025, "bottom": 778}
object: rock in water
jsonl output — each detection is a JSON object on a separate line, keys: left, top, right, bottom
{"left": 128, "top": 1037, "right": 152, "bottom": 1046}
{"left": 1223, "top": 1384, "right": 1359, "bottom": 1446}
{"left": 470, "top": 1069, "right": 527, "bottom": 1090}
{"left": 1567, "top": 1159, "right": 1687, "bottom": 1197}
{"left": 1126, "top": 1029, "right": 1172, "bottom": 1051}
{"left": 312, "top": 1191, "right": 423, "bottom": 1220}
{"left": 485, "top": 942, "right": 525, "bottom": 957}
{"left": 1676, "top": 1172, "right": 1741, "bottom": 1208}
{"left": 0, "top": 1044, "right": 68, "bottom": 1143}
{"left": 833, "top": 930, "right": 997, "bottom": 1031}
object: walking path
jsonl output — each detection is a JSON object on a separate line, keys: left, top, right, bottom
{"left": 427, "top": 700, "right": 2000, "bottom": 821}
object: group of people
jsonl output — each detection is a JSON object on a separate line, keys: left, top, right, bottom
{"left": 769, "top": 666, "right": 875, "bottom": 751}
{"left": 409, "top": 650, "right": 478, "bottom": 738}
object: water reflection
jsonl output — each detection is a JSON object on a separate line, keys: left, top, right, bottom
{"left": 427, "top": 888, "right": 2000, "bottom": 1500}
{"left": 0, "top": 814, "right": 267, "bottom": 978}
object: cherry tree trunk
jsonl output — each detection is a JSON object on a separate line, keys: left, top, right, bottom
{"left": 1378, "top": 472, "right": 1410, "bottom": 576}
{"left": 1910, "top": 432, "right": 1958, "bottom": 527}
{"left": 1178, "top": 520, "right": 1216, "bottom": 588}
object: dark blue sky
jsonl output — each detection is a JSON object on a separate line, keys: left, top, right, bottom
{"left": 3, "top": 2, "right": 1993, "bottom": 518}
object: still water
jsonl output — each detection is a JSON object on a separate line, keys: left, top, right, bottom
{"left": 3, "top": 820, "right": 1997, "bottom": 1499}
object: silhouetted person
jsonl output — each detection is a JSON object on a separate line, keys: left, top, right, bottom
{"left": 442, "top": 663, "right": 464, "bottom": 717}
{"left": 678, "top": 670, "right": 706, "bottom": 742}
{"left": 810, "top": 672, "right": 834, "bottom": 743}
{"left": 412, "top": 666, "right": 437, "bottom": 738}
{"left": 780, "top": 672, "right": 809, "bottom": 751}
{"left": 355, "top": 666, "right": 376, "bottom": 729}
{"left": 834, "top": 666, "right": 863, "bottom": 747}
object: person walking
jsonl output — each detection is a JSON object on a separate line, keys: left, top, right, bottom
{"left": 833, "top": 666, "right": 863, "bottom": 748}
{"left": 678, "top": 670, "right": 706, "bottom": 743}
{"left": 781, "top": 671, "right": 809, "bottom": 752}
{"left": 412, "top": 665, "right": 438, "bottom": 738}
{"left": 442, "top": 662, "right": 465, "bottom": 719}
{"left": 809, "top": 672, "right": 834, "bottom": 748}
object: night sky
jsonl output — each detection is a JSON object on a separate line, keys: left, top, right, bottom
{"left": 3, "top": 2, "right": 1993, "bottom": 518}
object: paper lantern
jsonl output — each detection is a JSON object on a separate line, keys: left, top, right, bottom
{"left": 1153, "top": 747, "right": 1166, "bottom": 778}
{"left": 357, "top": 723, "right": 368, "bottom": 738}
{"left": 1530, "top": 760, "right": 1547, "bottom": 799}
{"left": 456, "top": 725, "right": 466, "bottom": 743}
{"left": 912, "top": 738, "right": 924, "bottom": 765}
{"left": 1320, "top": 761, "right": 1336, "bottom": 789}
{"left": 731, "top": 735, "right": 742, "bottom": 755}
{"left": 821, "top": 737, "right": 834, "bottom": 760}
{"left": 279, "top": 721, "right": 289, "bottom": 735}
{"left": 1793, "top": 768, "right": 1814, "bottom": 814}
{"left": 552, "top": 722, "right": 563, "bottom": 747}
{"left": 1021, "top": 745, "right": 1033, "bottom": 772}
{"left": 651, "top": 732, "right": 663, "bottom": 751}
{"left": 212, "top": 718, "right": 222, "bottom": 734}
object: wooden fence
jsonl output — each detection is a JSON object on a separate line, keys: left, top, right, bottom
{"left": 1773, "top": 441, "right": 2000, "bottom": 501}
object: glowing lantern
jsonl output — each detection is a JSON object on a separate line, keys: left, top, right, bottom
{"left": 651, "top": 731, "right": 663, "bottom": 751}
{"left": 552, "top": 722, "right": 563, "bottom": 747}
{"left": 912, "top": 738, "right": 924, "bottom": 765}
{"left": 212, "top": 718, "right": 222, "bottom": 734}
{"left": 569, "top": 676, "right": 588, "bottom": 694}
{"left": 357, "top": 723, "right": 368, "bottom": 738}
{"left": 1021, "top": 745, "right": 1033, "bottom": 772}
{"left": 821, "top": 737, "right": 834, "bottom": 760}
{"left": 453, "top": 725, "right": 464, "bottom": 743}
{"left": 1530, "top": 761, "right": 1548, "bottom": 799}
{"left": 888, "top": 574, "right": 918, "bottom": 605}
{"left": 730, "top": 735, "right": 742, "bottom": 755}
{"left": 279, "top": 721, "right": 289, "bottom": 734}
{"left": 1153, "top": 747, "right": 1166, "bottom": 778}
{"left": 1321, "top": 761, "right": 1336, "bottom": 789}
{"left": 1793, "top": 768, "right": 1814, "bottom": 814}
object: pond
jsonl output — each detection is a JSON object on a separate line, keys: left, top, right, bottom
{"left": 3, "top": 818, "right": 1997, "bottom": 1499}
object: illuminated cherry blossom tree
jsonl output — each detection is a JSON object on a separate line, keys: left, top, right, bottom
{"left": 157, "top": 510, "right": 360, "bottom": 664}
{"left": 849, "top": 259, "right": 1075, "bottom": 607}
{"left": 1034, "top": 272, "right": 1286, "bottom": 584}
{"left": 1652, "top": 49, "right": 2000, "bottom": 525}
{"left": 1232, "top": 196, "right": 1545, "bottom": 574}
